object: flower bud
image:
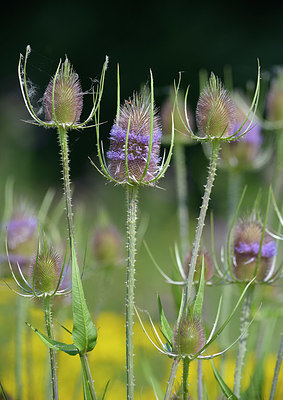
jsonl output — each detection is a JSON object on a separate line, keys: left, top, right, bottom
{"left": 30, "top": 242, "right": 62, "bottom": 295}
{"left": 92, "top": 225, "right": 124, "bottom": 267}
{"left": 107, "top": 91, "right": 162, "bottom": 183}
{"left": 266, "top": 68, "right": 283, "bottom": 121}
{"left": 232, "top": 218, "right": 277, "bottom": 281}
{"left": 43, "top": 58, "right": 83, "bottom": 126}
{"left": 173, "top": 317, "right": 205, "bottom": 356}
{"left": 196, "top": 73, "right": 235, "bottom": 139}
{"left": 184, "top": 250, "right": 214, "bottom": 282}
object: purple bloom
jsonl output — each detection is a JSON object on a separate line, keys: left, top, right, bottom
{"left": 235, "top": 240, "right": 277, "bottom": 258}
{"left": 6, "top": 216, "right": 37, "bottom": 251}
{"left": 233, "top": 121, "right": 262, "bottom": 146}
{"left": 107, "top": 91, "right": 162, "bottom": 183}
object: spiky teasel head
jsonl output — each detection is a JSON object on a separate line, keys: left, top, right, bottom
{"left": 43, "top": 57, "right": 83, "bottom": 126}
{"left": 107, "top": 90, "right": 162, "bottom": 184}
{"left": 196, "top": 73, "right": 236, "bottom": 139}
{"left": 173, "top": 316, "right": 205, "bottom": 357}
{"left": 232, "top": 216, "right": 277, "bottom": 282}
{"left": 18, "top": 45, "right": 108, "bottom": 130}
{"left": 184, "top": 249, "right": 214, "bottom": 283}
{"left": 30, "top": 239, "right": 64, "bottom": 296}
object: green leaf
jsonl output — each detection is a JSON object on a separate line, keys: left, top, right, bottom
{"left": 26, "top": 322, "right": 79, "bottom": 356}
{"left": 157, "top": 295, "right": 173, "bottom": 345}
{"left": 101, "top": 380, "right": 110, "bottom": 400}
{"left": 211, "top": 360, "right": 239, "bottom": 399}
{"left": 192, "top": 256, "right": 205, "bottom": 318}
{"left": 71, "top": 246, "right": 97, "bottom": 354}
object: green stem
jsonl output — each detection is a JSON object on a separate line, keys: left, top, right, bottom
{"left": 197, "top": 359, "right": 203, "bottom": 400}
{"left": 269, "top": 333, "right": 283, "bottom": 400}
{"left": 233, "top": 287, "right": 253, "bottom": 397}
{"left": 174, "top": 143, "right": 189, "bottom": 262}
{"left": 274, "top": 130, "right": 283, "bottom": 198}
{"left": 182, "top": 358, "right": 190, "bottom": 400}
{"left": 58, "top": 126, "right": 96, "bottom": 398}
{"left": 164, "top": 358, "right": 180, "bottom": 400}
{"left": 15, "top": 296, "right": 27, "bottom": 400}
{"left": 178, "top": 140, "right": 220, "bottom": 325}
{"left": 126, "top": 185, "right": 138, "bottom": 400}
{"left": 80, "top": 354, "right": 97, "bottom": 400}
{"left": 44, "top": 296, "right": 58, "bottom": 400}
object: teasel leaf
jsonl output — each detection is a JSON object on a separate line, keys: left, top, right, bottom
{"left": 100, "top": 380, "right": 110, "bottom": 400}
{"left": 158, "top": 295, "right": 173, "bottom": 346}
{"left": 71, "top": 245, "right": 97, "bottom": 354}
{"left": 192, "top": 255, "right": 205, "bottom": 319}
{"left": 26, "top": 322, "right": 79, "bottom": 356}
{"left": 211, "top": 360, "right": 239, "bottom": 399}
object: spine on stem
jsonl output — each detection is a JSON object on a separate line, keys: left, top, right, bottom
{"left": 44, "top": 296, "right": 58, "bottom": 400}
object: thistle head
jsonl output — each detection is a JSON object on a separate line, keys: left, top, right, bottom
{"left": 107, "top": 90, "right": 162, "bottom": 184}
{"left": 92, "top": 224, "right": 124, "bottom": 267}
{"left": 266, "top": 68, "right": 283, "bottom": 121}
{"left": 173, "top": 316, "right": 205, "bottom": 356}
{"left": 30, "top": 239, "right": 63, "bottom": 296}
{"left": 196, "top": 73, "right": 236, "bottom": 139}
{"left": 43, "top": 57, "right": 83, "bottom": 127}
{"left": 184, "top": 250, "right": 214, "bottom": 283}
{"left": 232, "top": 216, "right": 277, "bottom": 282}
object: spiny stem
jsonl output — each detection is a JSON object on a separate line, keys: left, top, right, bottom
{"left": 44, "top": 296, "right": 58, "bottom": 400}
{"left": 58, "top": 126, "right": 75, "bottom": 250}
{"left": 15, "top": 296, "right": 27, "bottom": 400}
{"left": 164, "top": 358, "right": 180, "bottom": 400}
{"left": 57, "top": 126, "right": 96, "bottom": 398}
{"left": 178, "top": 140, "right": 220, "bottom": 325}
{"left": 80, "top": 354, "right": 98, "bottom": 400}
{"left": 197, "top": 359, "right": 203, "bottom": 400}
{"left": 126, "top": 185, "right": 138, "bottom": 400}
{"left": 269, "top": 333, "right": 283, "bottom": 400}
{"left": 174, "top": 143, "right": 189, "bottom": 262}
{"left": 233, "top": 287, "right": 253, "bottom": 397}
{"left": 182, "top": 358, "right": 190, "bottom": 400}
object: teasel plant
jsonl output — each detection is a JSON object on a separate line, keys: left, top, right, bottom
{"left": 209, "top": 185, "right": 282, "bottom": 398}
{"left": 18, "top": 45, "right": 108, "bottom": 399}
{"left": 134, "top": 255, "right": 257, "bottom": 400}
{"left": 151, "top": 63, "right": 260, "bottom": 398}
{"left": 91, "top": 65, "right": 174, "bottom": 400}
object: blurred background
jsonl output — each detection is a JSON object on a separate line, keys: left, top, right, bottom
{"left": 1, "top": 1, "right": 283, "bottom": 398}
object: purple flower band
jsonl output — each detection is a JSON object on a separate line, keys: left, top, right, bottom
{"left": 233, "top": 122, "right": 262, "bottom": 146}
{"left": 235, "top": 240, "right": 277, "bottom": 258}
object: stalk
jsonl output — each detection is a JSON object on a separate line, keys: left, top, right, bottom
{"left": 80, "top": 354, "right": 97, "bottom": 400}
{"left": 15, "top": 296, "right": 27, "bottom": 400}
{"left": 197, "top": 359, "right": 203, "bottom": 400}
{"left": 269, "top": 333, "right": 283, "bottom": 400}
{"left": 274, "top": 130, "right": 283, "bottom": 198}
{"left": 233, "top": 287, "right": 253, "bottom": 397}
{"left": 44, "top": 295, "right": 58, "bottom": 400}
{"left": 182, "top": 358, "right": 190, "bottom": 400}
{"left": 164, "top": 358, "right": 180, "bottom": 400}
{"left": 178, "top": 140, "right": 220, "bottom": 325}
{"left": 125, "top": 185, "right": 139, "bottom": 400}
{"left": 174, "top": 143, "right": 189, "bottom": 262}
{"left": 57, "top": 126, "right": 96, "bottom": 398}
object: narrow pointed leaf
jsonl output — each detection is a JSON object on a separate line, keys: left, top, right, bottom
{"left": 157, "top": 295, "right": 173, "bottom": 345}
{"left": 26, "top": 322, "right": 79, "bottom": 356}
{"left": 192, "top": 256, "right": 205, "bottom": 318}
{"left": 71, "top": 246, "right": 97, "bottom": 354}
{"left": 101, "top": 380, "right": 110, "bottom": 400}
{"left": 0, "top": 381, "right": 8, "bottom": 400}
{"left": 211, "top": 360, "right": 239, "bottom": 399}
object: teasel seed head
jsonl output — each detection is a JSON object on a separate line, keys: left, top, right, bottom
{"left": 107, "top": 90, "right": 162, "bottom": 184}
{"left": 196, "top": 73, "right": 236, "bottom": 139}
{"left": 232, "top": 217, "right": 277, "bottom": 282}
{"left": 173, "top": 317, "right": 205, "bottom": 356}
{"left": 43, "top": 57, "right": 83, "bottom": 126}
